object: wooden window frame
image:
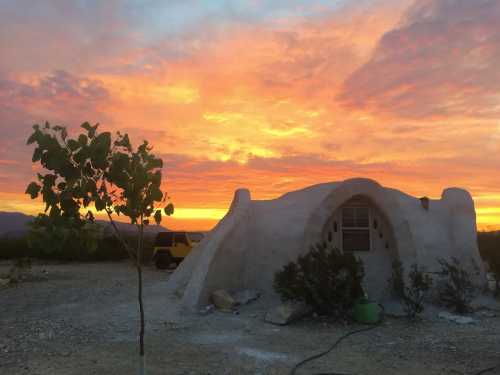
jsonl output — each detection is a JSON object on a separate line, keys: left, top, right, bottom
{"left": 341, "top": 205, "right": 371, "bottom": 252}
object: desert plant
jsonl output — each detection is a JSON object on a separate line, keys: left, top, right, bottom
{"left": 26, "top": 121, "right": 174, "bottom": 374}
{"left": 8, "top": 257, "right": 32, "bottom": 283}
{"left": 389, "top": 260, "right": 432, "bottom": 320}
{"left": 27, "top": 214, "right": 102, "bottom": 261}
{"left": 274, "top": 243, "right": 364, "bottom": 318}
{"left": 478, "top": 231, "right": 500, "bottom": 296}
{"left": 437, "top": 257, "right": 477, "bottom": 313}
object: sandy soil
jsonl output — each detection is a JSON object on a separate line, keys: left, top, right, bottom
{"left": 1, "top": 261, "right": 499, "bottom": 375}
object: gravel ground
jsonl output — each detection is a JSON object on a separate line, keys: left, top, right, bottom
{"left": 1, "top": 261, "right": 500, "bottom": 375}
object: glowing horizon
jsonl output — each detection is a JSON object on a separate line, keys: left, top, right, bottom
{"left": 1, "top": 0, "right": 499, "bottom": 231}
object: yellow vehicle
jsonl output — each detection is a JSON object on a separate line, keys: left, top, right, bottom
{"left": 153, "top": 231, "right": 204, "bottom": 269}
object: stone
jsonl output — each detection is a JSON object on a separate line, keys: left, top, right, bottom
{"left": 438, "top": 311, "right": 478, "bottom": 325}
{"left": 211, "top": 289, "right": 238, "bottom": 312}
{"left": 198, "top": 304, "right": 215, "bottom": 316}
{"left": 265, "top": 301, "right": 312, "bottom": 325}
{"left": 233, "top": 289, "right": 260, "bottom": 306}
{"left": 476, "top": 310, "right": 497, "bottom": 318}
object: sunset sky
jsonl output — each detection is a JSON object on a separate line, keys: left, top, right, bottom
{"left": 1, "top": 0, "right": 499, "bottom": 231}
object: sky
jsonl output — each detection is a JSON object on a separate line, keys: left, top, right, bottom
{"left": 0, "top": 0, "right": 499, "bottom": 231}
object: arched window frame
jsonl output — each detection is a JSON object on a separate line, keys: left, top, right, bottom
{"left": 340, "top": 198, "right": 372, "bottom": 252}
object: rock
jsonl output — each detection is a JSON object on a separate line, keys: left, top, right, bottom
{"left": 0, "top": 278, "right": 10, "bottom": 288}
{"left": 380, "top": 300, "right": 407, "bottom": 318}
{"left": 476, "top": 310, "right": 497, "bottom": 318}
{"left": 438, "top": 311, "right": 478, "bottom": 325}
{"left": 211, "top": 289, "right": 238, "bottom": 312}
{"left": 265, "top": 301, "right": 312, "bottom": 325}
{"left": 233, "top": 289, "right": 261, "bottom": 306}
{"left": 198, "top": 304, "right": 215, "bottom": 316}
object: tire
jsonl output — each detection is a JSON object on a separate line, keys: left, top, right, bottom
{"left": 155, "top": 252, "right": 173, "bottom": 270}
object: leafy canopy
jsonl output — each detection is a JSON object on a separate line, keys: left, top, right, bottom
{"left": 26, "top": 122, "right": 174, "bottom": 236}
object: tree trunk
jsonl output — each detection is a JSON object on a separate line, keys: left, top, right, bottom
{"left": 137, "top": 222, "right": 145, "bottom": 374}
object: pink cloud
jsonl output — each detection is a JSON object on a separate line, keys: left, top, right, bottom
{"left": 338, "top": 0, "right": 500, "bottom": 119}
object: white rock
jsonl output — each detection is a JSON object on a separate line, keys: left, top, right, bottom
{"left": 233, "top": 289, "right": 261, "bottom": 305}
{"left": 198, "top": 304, "right": 215, "bottom": 316}
{"left": 211, "top": 289, "right": 237, "bottom": 312}
{"left": 438, "top": 311, "right": 478, "bottom": 325}
{"left": 265, "top": 301, "right": 312, "bottom": 325}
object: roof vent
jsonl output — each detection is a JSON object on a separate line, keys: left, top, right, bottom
{"left": 420, "top": 196, "right": 430, "bottom": 211}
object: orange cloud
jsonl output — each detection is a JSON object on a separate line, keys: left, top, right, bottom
{"left": 0, "top": 0, "right": 499, "bottom": 231}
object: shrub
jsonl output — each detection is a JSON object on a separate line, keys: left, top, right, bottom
{"left": 8, "top": 257, "right": 33, "bottom": 283}
{"left": 389, "top": 260, "right": 432, "bottom": 320}
{"left": 478, "top": 231, "right": 500, "bottom": 296}
{"left": 0, "top": 237, "right": 33, "bottom": 260}
{"left": 437, "top": 257, "right": 477, "bottom": 313}
{"left": 274, "top": 243, "right": 364, "bottom": 318}
{"left": 0, "top": 232, "right": 153, "bottom": 263}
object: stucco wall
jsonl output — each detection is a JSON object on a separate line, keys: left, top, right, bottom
{"left": 166, "top": 178, "right": 485, "bottom": 309}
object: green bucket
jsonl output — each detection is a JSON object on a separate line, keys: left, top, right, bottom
{"left": 353, "top": 297, "right": 381, "bottom": 324}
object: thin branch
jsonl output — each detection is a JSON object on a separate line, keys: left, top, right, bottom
{"left": 105, "top": 207, "right": 137, "bottom": 262}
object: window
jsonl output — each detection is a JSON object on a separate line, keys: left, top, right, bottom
{"left": 174, "top": 233, "right": 189, "bottom": 245}
{"left": 155, "top": 232, "right": 174, "bottom": 247}
{"left": 342, "top": 206, "right": 370, "bottom": 252}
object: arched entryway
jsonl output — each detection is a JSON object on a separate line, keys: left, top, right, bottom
{"left": 302, "top": 178, "right": 418, "bottom": 300}
{"left": 320, "top": 195, "right": 397, "bottom": 299}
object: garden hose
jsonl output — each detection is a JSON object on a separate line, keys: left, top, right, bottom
{"left": 289, "top": 304, "right": 385, "bottom": 375}
{"left": 471, "top": 364, "right": 500, "bottom": 375}
{"left": 289, "top": 302, "right": 498, "bottom": 375}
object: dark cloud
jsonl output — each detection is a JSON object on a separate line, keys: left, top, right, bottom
{"left": 338, "top": 0, "right": 500, "bottom": 118}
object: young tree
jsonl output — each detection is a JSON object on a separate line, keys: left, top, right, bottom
{"left": 26, "top": 121, "right": 174, "bottom": 374}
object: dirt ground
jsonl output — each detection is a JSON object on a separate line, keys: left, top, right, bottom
{"left": 1, "top": 261, "right": 499, "bottom": 375}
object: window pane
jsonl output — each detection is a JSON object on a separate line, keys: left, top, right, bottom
{"left": 355, "top": 207, "right": 369, "bottom": 227}
{"left": 343, "top": 229, "right": 370, "bottom": 252}
{"left": 342, "top": 206, "right": 370, "bottom": 228}
{"left": 342, "top": 207, "right": 356, "bottom": 227}
{"left": 174, "top": 234, "right": 189, "bottom": 245}
{"left": 155, "top": 232, "right": 173, "bottom": 246}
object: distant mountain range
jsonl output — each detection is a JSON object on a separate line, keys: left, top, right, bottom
{"left": 0, "top": 211, "right": 168, "bottom": 238}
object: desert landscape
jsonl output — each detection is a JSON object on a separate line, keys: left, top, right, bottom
{"left": 1, "top": 261, "right": 500, "bottom": 375}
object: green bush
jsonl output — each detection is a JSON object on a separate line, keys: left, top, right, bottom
{"left": 437, "top": 257, "right": 477, "bottom": 313}
{"left": 0, "top": 237, "right": 33, "bottom": 260}
{"left": 274, "top": 243, "right": 364, "bottom": 318}
{"left": 389, "top": 260, "right": 432, "bottom": 320}
{"left": 0, "top": 233, "right": 154, "bottom": 263}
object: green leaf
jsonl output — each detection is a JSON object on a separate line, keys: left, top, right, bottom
{"left": 115, "top": 133, "right": 132, "bottom": 151}
{"left": 42, "top": 174, "right": 57, "bottom": 188}
{"left": 81, "top": 122, "right": 98, "bottom": 138}
{"left": 86, "top": 211, "right": 95, "bottom": 222}
{"left": 32, "top": 148, "right": 42, "bottom": 162}
{"left": 81, "top": 122, "right": 92, "bottom": 132}
{"left": 26, "top": 182, "right": 41, "bottom": 199}
{"left": 151, "top": 186, "right": 163, "bottom": 202}
{"left": 95, "top": 198, "right": 105, "bottom": 211}
{"left": 78, "top": 134, "right": 88, "bottom": 146}
{"left": 154, "top": 210, "right": 162, "bottom": 225}
{"left": 146, "top": 158, "right": 163, "bottom": 170}
{"left": 67, "top": 139, "right": 80, "bottom": 151}
{"left": 164, "top": 203, "right": 174, "bottom": 216}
